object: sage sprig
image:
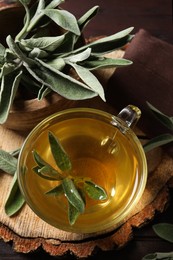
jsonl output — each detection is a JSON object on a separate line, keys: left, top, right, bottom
{"left": 142, "top": 103, "right": 173, "bottom": 260}
{"left": 32, "top": 131, "right": 107, "bottom": 225}
{"left": 0, "top": 148, "right": 25, "bottom": 216}
{"left": 143, "top": 102, "right": 173, "bottom": 152}
{"left": 0, "top": 0, "right": 133, "bottom": 124}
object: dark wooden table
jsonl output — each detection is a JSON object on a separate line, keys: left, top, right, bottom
{"left": 0, "top": 0, "right": 173, "bottom": 259}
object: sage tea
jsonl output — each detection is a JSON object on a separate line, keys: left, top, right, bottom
{"left": 18, "top": 108, "right": 147, "bottom": 233}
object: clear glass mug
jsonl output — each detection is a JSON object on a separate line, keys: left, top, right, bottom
{"left": 17, "top": 105, "right": 147, "bottom": 234}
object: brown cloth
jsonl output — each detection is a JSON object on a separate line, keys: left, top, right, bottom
{"left": 106, "top": 29, "right": 173, "bottom": 139}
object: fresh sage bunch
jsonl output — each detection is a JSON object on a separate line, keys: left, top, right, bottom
{"left": 143, "top": 102, "right": 173, "bottom": 153}
{"left": 0, "top": 0, "right": 133, "bottom": 124}
{"left": 32, "top": 131, "right": 107, "bottom": 225}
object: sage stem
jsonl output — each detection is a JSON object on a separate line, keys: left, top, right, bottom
{"left": 15, "top": 2, "right": 30, "bottom": 41}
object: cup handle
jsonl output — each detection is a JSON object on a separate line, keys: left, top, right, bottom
{"left": 117, "top": 105, "right": 141, "bottom": 128}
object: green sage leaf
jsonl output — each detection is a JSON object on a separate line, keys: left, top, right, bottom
{"left": 78, "top": 6, "right": 99, "bottom": 32}
{"left": 32, "top": 150, "right": 63, "bottom": 180}
{"left": 0, "top": 43, "right": 5, "bottom": 65}
{"left": 142, "top": 252, "right": 173, "bottom": 260}
{"left": 81, "top": 57, "right": 132, "bottom": 70}
{"left": 71, "top": 27, "right": 134, "bottom": 55}
{"left": 68, "top": 62, "right": 105, "bottom": 101}
{"left": 32, "top": 149, "right": 51, "bottom": 167}
{"left": 4, "top": 49, "right": 17, "bottom": 64}
{"left": 62, "top": 178, "right": 85, "bottom": 213}
{"left": 39, "top": 165, "right": 63, "bottom": 180}
{"left": 52, "top": 30, "right": 76, "bottom": 53}
{"left": 20, "top": 35, "right": 65, "bottom": 52}
{"left": 52, "top": 6, "right": 99, "bottom": 53}
{"left": 6, "top": 35, "right": 35, "bottom": 66}
{"left": 143, "top": 134, "right": 173, "bottom": 153}
{"left": 84, "top": 181, "right": 107, "bottom": 200}
{"left": 32, "top": 166, "right": 58, "bottom": 180}
{"left": 47, "top": 57, "right": 65, "bottom": 71}
{"left": 0, "top": 150, "right": 18, "bottom": 175}
{"left": 27, "top": 59, "right": 97, "bottom": 100}
{"left": 153, "top": 223, "right": 173, "bottom": 243}
{"left": 0, "top": 63, "right": 17, "bottom": 78}
{"left": 35, "top": 0, "right": 45, "bottom": 13}
{"left": 64, "top": 48, "right": 91, "bottom": 63}
{"left": 28, "top": 48, "right": 48, "bottom": 59}
{"left": 147, "top": 102, "right": 173, "bottom": 131}
{"left": 68, "top": 201, "right": 80, "bottom": 225}
{"left": 45, "top": 183, "right": 64, "bottom": 196}
{"left": 0, "top": 70, "right": 22, "bottom": 124}
{"left": 5, "top": 172, "right": 25, "bottom": 216}
{"left": 48, "top": 131, "right": 72, "bottom": 171}
{"left": 44, "top": 9, "right": 80, "bottom": 35}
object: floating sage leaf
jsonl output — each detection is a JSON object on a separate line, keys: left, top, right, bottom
{"left": 5, "top": 171, "right": 25, "bottom": 216}
{"left": 33, "top": 149, "right": 52, "bottom": 167}
{"left": 32, "top": 150, "right": 62, "bottom": 180}
{"left": 39, "top": 165, "right": 63, "bottom": 180}
{"left": 147, "top": 102, "right": 173, "bottom": 131}
{"left": 153, "top": 223, "right": 173, "bottom": 243}
{"left": 68, "top": 201, "right": 80, "bottom": 225}
{"left": 48, "top": 131, "right": 72, "bottom": 171}
{"left": 143, "top": 133, "right": 173, "bottom": 153}
{"left": 45, "top": 183, "right": 64, "bottom": 196}
{"left": 32, "top": 166, "right": 61, "bottom": 181}
{"left": 84, "top": 181, "right": 107, "bottom": 200}
{"left": 44, "top": 9, "right": 80, "bottom": 35}
{"left": 0, "top": 150, "right": 18, "bottom": 175}
{"left": 142, "top": 252, "right": 173, "bottom": 260}
{"left": 62, "top": 178, "right": 85, "bottom": 213}
{"left": 32, "top": 131, "right": 107, "bottom": 225}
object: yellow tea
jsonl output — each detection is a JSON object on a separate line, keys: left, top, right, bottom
{"left": 18, "top": 108, "right": 147, "bottom": 233}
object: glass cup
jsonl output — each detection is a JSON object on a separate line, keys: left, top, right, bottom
{"left": 17, "top": 105, "right": 147, "bottom": 234}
